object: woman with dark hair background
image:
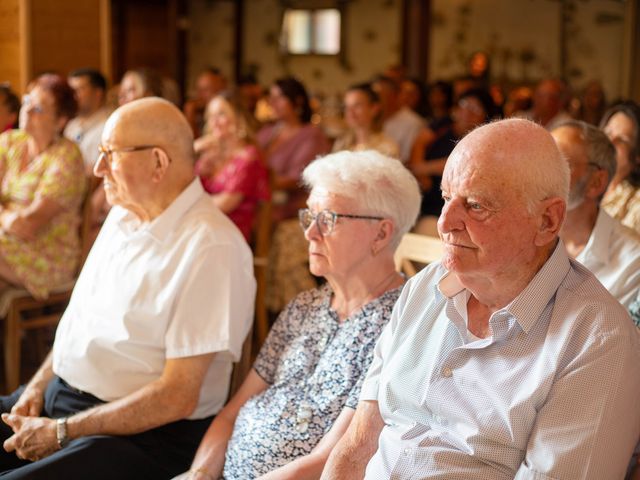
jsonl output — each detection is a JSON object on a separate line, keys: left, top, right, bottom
{"left": 258, "top": 77, "right": 330, "bottom": 314}
{"left": 410, "top": 87, "right": 499, "bottom": 229}
{"left": 257, "top": 77, "right": 329, "bottom": 222}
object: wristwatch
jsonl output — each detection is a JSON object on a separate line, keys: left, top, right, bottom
{"left": 56, "top": 417, "right": 69, "bottom": 448}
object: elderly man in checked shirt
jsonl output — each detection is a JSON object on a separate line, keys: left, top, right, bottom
{"left": 321, "top": 118, "right": 640, "bottom": 480}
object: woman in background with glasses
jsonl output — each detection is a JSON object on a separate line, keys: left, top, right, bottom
{"left": 177, "top": 150, "right": 420, "bottom": 480}
{"left": 0, "top": 74, "right": 86, "bottom": 298}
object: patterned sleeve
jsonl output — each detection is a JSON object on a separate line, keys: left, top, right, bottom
{"left": 345, "top": 296, "right": 400, "bottom": 409}
{"left": 253, "top": 292, "right": 308, "bottom": 384}
{"left": 345, "top": 372, "right": 366, "bottom": 409}
{"left": 36, "top": 140, "right": 86, "bottom": 210}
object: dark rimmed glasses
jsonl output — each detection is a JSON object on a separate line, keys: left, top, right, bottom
{"left": 298, "top": 208, "right": 384, "bottom": 236}
{"left": 97, "top": 144, "right": 162, "bottom": 167}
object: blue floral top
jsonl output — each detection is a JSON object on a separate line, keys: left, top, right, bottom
{"left": 222, "top": 283, "right": 402, "bottom": 479}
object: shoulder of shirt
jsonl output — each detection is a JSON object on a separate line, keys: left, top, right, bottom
{"left": 177, "top": 195, "right": 249, "bottom": 247}
{"left": 560, "top": 257, "right": 634, "bottom": 334}
{"left": 396, "top": 262, "right": 447, "bottom": 307}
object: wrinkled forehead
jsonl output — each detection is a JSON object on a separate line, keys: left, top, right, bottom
{"left": 442, "top": 144, "right": 522, "bottom": 204}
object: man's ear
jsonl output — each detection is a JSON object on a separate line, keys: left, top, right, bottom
{"left": 534, "top": 196, "right": 565, "bottom": 247}
{"left": 585, "top": 169, "right": 609, "bottom": 200}
{"left": 151, "top": 148, "right": 171, "bottom": 182}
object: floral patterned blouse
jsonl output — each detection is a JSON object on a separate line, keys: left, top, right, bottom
{"left": 0, "top": 130, "right": 86, "bottom": 298}
{"left": 222, "top": 282, "right": 403, "bottom": 479}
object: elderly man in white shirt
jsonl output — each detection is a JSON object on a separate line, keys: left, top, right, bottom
{"left": 321, "top": 118, "right": 640, "bottom": 480}
{"left": 552, "top": 120, "right": 640, "bottom": 307}
{"left": 0, "top": 97, "right": 255, "bottom": 479}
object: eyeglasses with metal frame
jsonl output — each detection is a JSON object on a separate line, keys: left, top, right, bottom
{"left": 298, "top": 208, "right": 384, "bottom": 236}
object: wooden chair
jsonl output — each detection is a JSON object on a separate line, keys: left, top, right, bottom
{"left": 1, "top": 179, "right": 97, "bottom": 393}
{"left": 227, "top": 326, "right": 253, "bottom": 399}
{"left": 227, "top": 192, "right": 273, "bottom": 396}
{"left": 394, "top": 232, "right": 444, "bottom": 277}
{"left": 251, "top": 197, "right": 272, "bottom": 356}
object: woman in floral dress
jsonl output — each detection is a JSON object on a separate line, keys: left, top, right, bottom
{"left": 0, "top": 74, "right": 86, "bottom": 299}
{"left": 178, "top": 150, "right": 421, "bottom": 480}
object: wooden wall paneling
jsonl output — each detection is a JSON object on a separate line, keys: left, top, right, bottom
{"left": 0, "top": 0, "right": 23, "bottom": 92}
{"left": 29, "top": 0, "right": 102, "bottom": 78}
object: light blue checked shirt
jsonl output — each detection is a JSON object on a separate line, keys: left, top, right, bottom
{"left": 361, "top": 241, "right": 640, "bottom": 479}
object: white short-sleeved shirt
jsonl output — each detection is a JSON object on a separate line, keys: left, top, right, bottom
{"left": 382, "top": 107, "right": 424, "bottom": 164}
{"left": 361, "top": 241, "right": 640, "bottom": 479}
{"left": 576, "top": 208, "right": 640, "bottom": 307}
{"left": 53, "top": 179, "right": 256, "bottom": 419}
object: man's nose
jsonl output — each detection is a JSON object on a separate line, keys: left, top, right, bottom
{"left": 437, "top": 198, "right": 464, "bottom": 234}
{"left": 93, "top": 153, "right": 107, "bottom": 178}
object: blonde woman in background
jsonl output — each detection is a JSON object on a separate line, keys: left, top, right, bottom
{"left": 194, "top": 93, "right": 269, "bottom": 241}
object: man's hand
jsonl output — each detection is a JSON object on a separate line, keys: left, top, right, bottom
{"left": 1, "top": 413, "right": 59, "bottom": 461}
{"left": 10, "top": 384, "right": 45, "bottom": 417}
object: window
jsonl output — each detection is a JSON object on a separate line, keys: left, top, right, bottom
{"left": 280, "top": 8, "right": 341, "bottom": 55}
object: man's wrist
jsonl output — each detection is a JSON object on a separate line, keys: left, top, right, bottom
{"left": 190, "top": 466, "right": 214, "bottom": 480}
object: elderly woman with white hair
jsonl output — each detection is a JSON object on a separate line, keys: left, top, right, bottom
{"left": 177, "top": 150, "right": 420, "bottom": 480}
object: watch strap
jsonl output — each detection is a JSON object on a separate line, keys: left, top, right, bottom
{"left": 56, "top": 417, "right": 69, "bottom": 448}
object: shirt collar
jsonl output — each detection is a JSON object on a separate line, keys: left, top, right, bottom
{"left": 436, "top": 240, "right": 571, "bottom": 334}
{"left": 116, "top": 178, "right": 205, "bottom": 242}
{"left": 505, "top": 240, "right": 571, "bottom": 333}
{"left": 578, "top": 208, "right": 613, "bottom": 266}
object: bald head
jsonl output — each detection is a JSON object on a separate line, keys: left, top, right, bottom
{"left": 106, "top": 97, "right": 195, "bottom": 166}
{"left": 449, "top": 118, "right": 569, "bottom": 210}
{"left": 97, "top": 97, "right": 196, "bottom": 221}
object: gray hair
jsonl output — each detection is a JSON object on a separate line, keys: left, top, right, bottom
{"left": 302, "top": 150, "right": 421, "bottom": 247}
{"left": 554, "top": 120, "right": 616, "bottom": 191}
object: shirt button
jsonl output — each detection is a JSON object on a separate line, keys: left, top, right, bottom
{"left": 403, "top": 447, "right": 412, "bottom": 456}
{"left": 442, "top": 367, "right": 452, "bottom": 377}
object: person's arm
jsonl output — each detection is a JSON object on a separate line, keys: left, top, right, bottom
{"left": 186, "top": 370, "right": 269, "bottom": 480}
{"left": 513, "top": 319, "right": 640, "bottom": 479}
{"left": 2, "top": 353, "right": 214, "bottom": 462}
{"left": 257, "top": 407, "right": 356, "bottom": 480}
{"left": 0, "top": 196, "right": 65, "bottom": 241}
{"left": 9, "top": 352, "right": 55, "bottom": 417}
{"left": 320, "top": 401, "right": 384, "bottom": 480}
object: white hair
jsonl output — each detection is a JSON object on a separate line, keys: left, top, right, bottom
{"left": 302, "top": 150, "right": 421, "bottom": 247}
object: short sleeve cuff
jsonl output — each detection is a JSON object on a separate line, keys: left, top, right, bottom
{"left": 359, "top": 378, "right": 379, "bottom": 402}
{"left": 514, "top": 463, "right": 557, "bottom": 480}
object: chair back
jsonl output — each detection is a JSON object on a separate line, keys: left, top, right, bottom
{"left": 394, "top": 233, "right": 444, "bottom": 277}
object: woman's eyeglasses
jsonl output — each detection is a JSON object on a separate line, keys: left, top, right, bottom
{"left": 298, "top": 208, "right": 383, "bottom": 236}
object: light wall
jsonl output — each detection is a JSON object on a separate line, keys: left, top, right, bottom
{"left": 429, "top": 0, "right": 626, "bottom": 99}
{"left": 188, "top": 0, "right": 402, "bottom": 97}
{"left": 188, "top": 0, "right": 631, "bottom": 102}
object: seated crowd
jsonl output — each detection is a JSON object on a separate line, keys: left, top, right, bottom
{"left": 0, "top": 58, "right": 639, "bottom": 480}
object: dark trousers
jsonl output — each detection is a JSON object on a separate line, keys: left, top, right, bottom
{"left": 0, "top": 377, "right": 213, "bottom": 479}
